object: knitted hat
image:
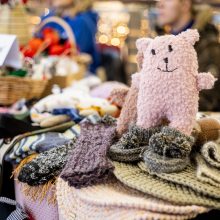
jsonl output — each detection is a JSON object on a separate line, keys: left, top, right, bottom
{"left": 56, "top": 177, "right": 208, "bottom": 220}
{"left": 112, "top": 161, "right": 220, "bottom": 209}
{"left": 61, "top": 115, "right": 117, "bottom": 188}
{"left": 195, "top": 154, "right": 220, "bottom": 187}
{"left": 109, "top": 125, "right": 161, "bottom": 162}
{"left": 138, "top": 161, "right": 220, "bottom": 200}
{"left": 142, "top": 126, "right": 194, "bottom": 173}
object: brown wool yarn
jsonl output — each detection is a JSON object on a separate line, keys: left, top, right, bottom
{"left": 196, "top": 118, "right": 220, "bottom": 145}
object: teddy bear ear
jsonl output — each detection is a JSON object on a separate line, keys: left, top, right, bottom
{"left": 136, "top": 38, "right": 153, "bottom": 52}
{"left": 178, "top": 29, "right": 200, "bottom": 45}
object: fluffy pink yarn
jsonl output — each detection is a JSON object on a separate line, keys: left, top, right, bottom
{"left": 135, "top": 29, "right": 216, "bottom": 135}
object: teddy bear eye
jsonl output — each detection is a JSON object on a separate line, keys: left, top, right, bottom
{"left": 151, "top": 49, "right": 156, "bottom": 55}
{"left": 168, "top": 45, "right": 173, "bottom": 52}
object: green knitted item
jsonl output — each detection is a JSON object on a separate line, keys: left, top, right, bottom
{"left": 113, "top": 161, "right": 220, "bottom": 209}
{"left": 138, "top": 161, "right": 220, "bottom": 200}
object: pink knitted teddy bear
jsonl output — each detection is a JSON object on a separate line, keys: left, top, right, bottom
{"left": 133, "top": 29, "right": 216, "bottom": 135}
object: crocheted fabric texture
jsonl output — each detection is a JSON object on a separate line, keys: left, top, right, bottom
{"left": 113, "top": 161, "right": 220, "bottom": 209}
{"left": 138, "top": 161, "right": 220, "bottom": 199}
{"left": 142, "top": 126, "right": 194, "bottom": 173}
{"left": 109, "top": 125, "right": 161, "bottom": 162}
{"left": 56, "top": 177, "right": 208, "bottom": 220}
{"left": 61, "top": 116, "right": 117, "bottom": 188}
{"left": 201, "top": 141, "right": 220, "bottom": 168}
{"left": 135, "top": 29, "right": 216, "bottom": 135}
{"left": 195, "top": 154, "right": 220, "bottom": 187}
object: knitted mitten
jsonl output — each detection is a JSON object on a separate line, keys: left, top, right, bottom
{"left": 18, "top": 140, "right": 75, "bottom": 186}
{"left": 109, "top": 125, "right": 161, "bottom": 162}
{"left": 61, "top": 116, "right": 116, "bottom": 188}
{"left": 143, "top": 127, "right": 194, "bottom": 173}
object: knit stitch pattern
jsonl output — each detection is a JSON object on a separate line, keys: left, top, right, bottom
{"left": 135, "top": 29, "right": 216, "bottom": 135}
{"left": 109, "top": 125, "right": 161, "bottom": 162}
{"left": 195, "top": 154, "right": 220, "bottom": 187}
{"left": 142, "top": 127, "right": 194, "bottom": 173}
{"left": 56, "top": 177, "right": 208, "bottom": 220}
{"left": 138, "top": 161, "right": 220, "bottom": 200}
{"left": 201, "top": 141, "right": 220, "bottom": 168}
{"left": 113, "top": 161, "right": 220, "bottom": 209}
{"left": 61, "top": 116, "right": 116, "bottom": 188}
{"left": 5, "top": 121, "right": 75, "bottom": 164}
{"left": 18, "top": 140, "right": 75, "bottom": 186}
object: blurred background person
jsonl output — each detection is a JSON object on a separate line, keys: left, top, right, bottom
{"left": 39, "top": 0, "right": 100, "bottom": 74}
{"left": 156, "top": 0, "right": 220, "bottom": 111}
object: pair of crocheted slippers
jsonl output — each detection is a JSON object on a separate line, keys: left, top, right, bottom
{"left": 109, "top": 125, "right": 194, "bottom": 173}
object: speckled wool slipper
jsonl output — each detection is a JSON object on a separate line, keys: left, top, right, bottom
{"left": 142, "top": 150, "right": 190, "bottom": 173}
{"left": 142, "top": 127, "right": 194, "bottom": 173}
{"left": 109, "top": 125, "right": 161, "bottom": 162}
{"left": 149, "top": 127, "right": 194, "bottom": 158}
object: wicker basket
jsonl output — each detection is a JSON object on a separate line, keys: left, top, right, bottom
{"left": 0, "top": 76, "right": 47, "bottom": 105}
{"left": 35, "top": 16, "right": 91, "bottom": 96}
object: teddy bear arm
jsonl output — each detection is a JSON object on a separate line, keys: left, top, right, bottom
{"left": 109, "top": 87, "right": 130, "bottom": 108}
{"left": 196, "top": 72, "right": 217, "bottom": 91}
{"left": 131, "top": 72, "right": 141, "bottom": 89}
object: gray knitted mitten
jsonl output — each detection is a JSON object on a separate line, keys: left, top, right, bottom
{"left": 18, "top": 140, "right": 75, "bottom": 186}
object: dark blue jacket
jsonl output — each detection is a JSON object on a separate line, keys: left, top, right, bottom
{"left": 39, "top": 10, "right": 100, "bottom": 73}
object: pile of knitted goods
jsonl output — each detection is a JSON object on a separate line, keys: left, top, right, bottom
{"left": 10, "top": 29, "right": 220, "bottom": 220}
{"left": 30, "top": 76, "right": 125, "bottom": 128}
{"left": 5, "top": 78, "right": 127, "bottom": 219}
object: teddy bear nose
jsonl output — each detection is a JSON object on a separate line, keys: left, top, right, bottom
{"left": 164, "top": 57, "right": 168, "bottom": 63}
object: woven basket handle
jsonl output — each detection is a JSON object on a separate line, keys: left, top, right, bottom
{"left": 35, "top": 16, "right": 76, "bottom": 45}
